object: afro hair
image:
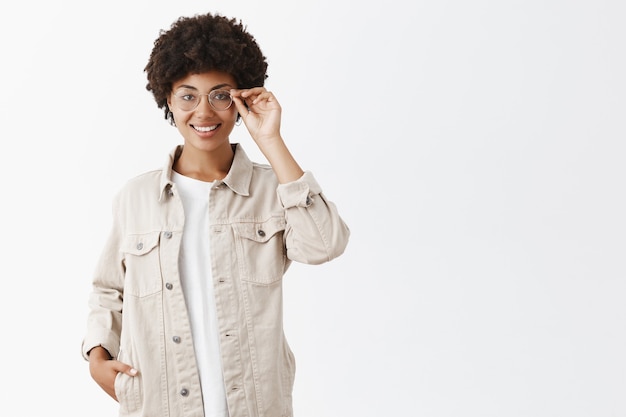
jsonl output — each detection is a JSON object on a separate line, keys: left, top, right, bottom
{"left": 145, "top": 13, "right": 268, "bottom": 122}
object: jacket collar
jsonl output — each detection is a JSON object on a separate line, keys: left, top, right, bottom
{"left": 159, "top": 143, "right": 253, "bottom": 201}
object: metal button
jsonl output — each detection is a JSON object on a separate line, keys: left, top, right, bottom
{"left": 165, "top": 283, "right": 173, "bottom": 290}
{"left": 257, "top": 229, "right": 266, "bottom": 237}
{"left": 163, "top": 231, "right": 172, "bottom": 239}
{"left": 172, "top": 336, "right": 181, "bottom": 344}
{"left": 180, "top": 388, "right": 189, "bottom": 397}
{"left": 136, "top": 243, "right": 143, "bottom": 250}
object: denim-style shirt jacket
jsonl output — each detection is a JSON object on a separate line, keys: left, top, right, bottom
{"left": 81, "top": 144, "right": 350, "bottom": 417}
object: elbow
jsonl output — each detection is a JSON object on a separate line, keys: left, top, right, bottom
{"left": 326, "top": 225, "right": 350, "bottom": 262}
{"left": 288, "top": 223, "right": 350, "bottom": 265}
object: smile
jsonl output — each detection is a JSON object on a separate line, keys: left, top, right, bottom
{"left": 193, "top": 124, "right": 219, "bottom": 132}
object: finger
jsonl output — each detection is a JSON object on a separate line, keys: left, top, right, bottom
{"left": 113, "top": 360, "right": 138, "bottom": 376}
{"left": 251, "top": 91, "right": 278, "bottom": 106}
{"left": 237, "top": 88, "right": 271, "bottom": 106}
{"left": 240, "top": 87, "right": 266, "bottom": 97}
{"left": 231, "top": 94, "right": 251, "bottom": 116}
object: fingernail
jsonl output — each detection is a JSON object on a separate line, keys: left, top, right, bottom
{"left": 130, "top": 368, "right": 138, "bottom": 376}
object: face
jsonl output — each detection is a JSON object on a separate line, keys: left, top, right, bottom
{"left": 167, "top": 71, "right": 238, "bottom": 153}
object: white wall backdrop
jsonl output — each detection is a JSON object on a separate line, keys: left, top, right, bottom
{"left": 0, "top": 0, "right": 624, "bottom": 416}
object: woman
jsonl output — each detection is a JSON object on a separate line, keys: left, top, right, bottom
{"left": 82, "top": 12, "right": 350, "bottom": 417}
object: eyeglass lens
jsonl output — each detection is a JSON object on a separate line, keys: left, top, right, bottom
{"left": 173, "top": 89, "right": 232, "bottom": 111}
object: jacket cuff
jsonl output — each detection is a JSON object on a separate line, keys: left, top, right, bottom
{"left": 81, "top": 331, "right": 120, "bottom": 361}
{"left": 276, "top": 171, "right": 323, "bottom": 209}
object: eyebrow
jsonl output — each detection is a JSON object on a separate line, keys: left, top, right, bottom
{"left": 175, "top": 83, "right": 233, "bottom": 91}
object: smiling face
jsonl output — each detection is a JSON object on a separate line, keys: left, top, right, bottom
{"left": 167, "top": 71, "right": 238, "bottom": 154}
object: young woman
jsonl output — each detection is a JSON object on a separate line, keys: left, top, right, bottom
{"left": 82, "top": 12, "right": 350, "bottom": 417}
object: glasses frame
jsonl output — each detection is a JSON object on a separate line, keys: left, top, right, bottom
{"left": 171, "top": 89, "right": 234, "bottom": 112}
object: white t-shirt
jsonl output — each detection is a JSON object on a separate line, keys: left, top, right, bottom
{"left": 172, "top": 171, "right": 228, "bottom": 417}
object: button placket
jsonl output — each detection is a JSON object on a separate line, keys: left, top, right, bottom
{"left": 163, "top": 231, "right": 174, "bottom": 292}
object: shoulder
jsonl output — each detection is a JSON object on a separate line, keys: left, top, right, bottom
{"left": 251, "top": 160, "right": 275, "bottom": 175}
{"left": 250, "top": 161, "right": 279, "bottom": 188}
{"left": 113, "top": 169, "right": 162, "bottom": 204}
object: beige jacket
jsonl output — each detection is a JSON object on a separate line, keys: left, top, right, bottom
{"left": 82, "top": 144, "right": 350, "bottom": 417}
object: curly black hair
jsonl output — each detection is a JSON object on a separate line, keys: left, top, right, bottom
{"left": 145, "top": 13, "right": 268, "bottom": 123}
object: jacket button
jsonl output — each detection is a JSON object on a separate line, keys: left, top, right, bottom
{"left": 180, "top": 388, "right": 189, "bottom": 397}
{"left": 163, "top": 231, "right": 172, "bottom": 239}
{"left": 257, "top": 229, "right": 265, "bottom": 237}
{"left": 172, "top": 336, "right": 181, "bottom": 343}
{"left": 136, "top": 243, "right": 143, "bottom": 250}
{"left": 165, "top": 283, "right": 173, "bottom": 290}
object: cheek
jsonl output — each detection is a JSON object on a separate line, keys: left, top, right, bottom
{"left": 224, "top": 109, "right": 239, "bottom": 124}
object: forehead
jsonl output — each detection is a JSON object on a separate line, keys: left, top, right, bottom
{"left": 172, "top": 71, "right": 237, "bottom": 91}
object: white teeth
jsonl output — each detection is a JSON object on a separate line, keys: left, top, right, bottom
{"left": 194, "top": 125, "right": 218, "bottom": 132}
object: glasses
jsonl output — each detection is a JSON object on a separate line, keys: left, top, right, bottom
{"left": 171, "top": 88, "right": 233, "bottom": 111}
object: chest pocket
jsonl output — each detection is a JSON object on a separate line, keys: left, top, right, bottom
{"left": 233, "top": 217, "right": 287, "bottom": 285}
{"left": 121, "top": 231, "right": 163, "bottom": 297}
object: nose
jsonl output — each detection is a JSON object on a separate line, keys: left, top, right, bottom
{"left": 195, "top": 94, "right": 216, "bottom": 115}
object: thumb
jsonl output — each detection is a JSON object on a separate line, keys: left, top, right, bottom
{"left": 231, "top": 93, "right": 248, "bottom": 116}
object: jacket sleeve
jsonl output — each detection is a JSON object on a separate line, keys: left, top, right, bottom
{"left": 277, "top": 171, "right": 350, "bottom": 265}
{"left": 81, "top": 194, "right": 125, "bottom": 361}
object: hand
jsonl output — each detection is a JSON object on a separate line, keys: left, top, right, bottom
{"left": 88, "top": 346, "right": 138, "bottom": 402}
{"left": 231, "top": 87, "right": 303, "bottom": 183}
{"left": 231, "top": 87, "right": 282, "bottom": 145}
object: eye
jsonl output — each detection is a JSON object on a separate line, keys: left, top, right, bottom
{"left": 212, "top": 91, "right": 231, "bottom": 101}
{"left": 174, "top": 89, "right": 197, "bottom": 101}
{"left": 180, "top": 93, "right": 197, "bottom": 102}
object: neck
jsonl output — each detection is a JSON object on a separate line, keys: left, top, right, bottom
{"left": 173, "top": 143, "right": 235, "bottom": 182}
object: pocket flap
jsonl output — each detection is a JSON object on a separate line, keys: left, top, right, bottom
{"left": 121, "top": 231, "right": 161, "bottom": 256}
{"left": 234, "top": 217, "right": 285, "bottom": 243}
